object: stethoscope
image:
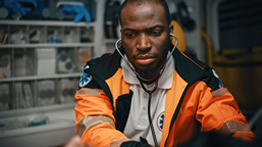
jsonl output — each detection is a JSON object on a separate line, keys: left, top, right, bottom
{"left": 115, "top": 33, "right": 178, "bottom": 147}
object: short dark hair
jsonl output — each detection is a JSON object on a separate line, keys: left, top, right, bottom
{"left": 119, "top": 0, "right": 171, "bottom": 25}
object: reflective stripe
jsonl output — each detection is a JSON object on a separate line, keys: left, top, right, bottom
{"left": 211, "top": 88, "right": 229, "bottom": 98}
{"left": 75, "top": 88, "right": 101, "bottom": 96}
{"left": 110, "top": 138, "right": 130, "bottom": 147}
{"left": 218, "top": 120, "right": 250, "bottom": 135}
{"left": 77, "top": 115, "right": 115, "bottom": 136}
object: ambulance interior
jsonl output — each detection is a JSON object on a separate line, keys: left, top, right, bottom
{"left": 0, "top": 0, "right": 261, "bottom": 146}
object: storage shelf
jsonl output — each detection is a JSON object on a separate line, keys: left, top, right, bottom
{"left": 0, "top": 43, "right": 95, "bottom": 48}
{"left": 0, "top": 103, "right": 76, "bottom": 147}
{"left": 0, "top": 0, "right": 103, "bottom": 146}
{"left": 104, "top": 39, "right": 118, "bottom": 44}
{"left": 0, "top": 20, "right": 95, "bottom": 27}
{"left": 0, "top": 73, "right": 81, "bottom": 82}
{"left": 0, "top": 102, "right": 76, "bottom": 119}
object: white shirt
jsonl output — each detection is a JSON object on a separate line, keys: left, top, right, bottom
{"left": 121, "top": 53, "right": 175, "bottom": 146}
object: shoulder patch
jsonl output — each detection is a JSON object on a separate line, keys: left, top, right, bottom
{"left": 79, "top": 72, "right": 93, "bottom": 88}
{"left": 212, "top": 69, "right": 223, "bottom": 88}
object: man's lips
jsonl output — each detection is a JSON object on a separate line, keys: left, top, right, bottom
{"left": 135, "top": 56, "right": 156, "bottom": 65}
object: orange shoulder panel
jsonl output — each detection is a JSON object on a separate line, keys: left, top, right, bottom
{"left": 105, "top": 68, "right": 130, "bottom": 109}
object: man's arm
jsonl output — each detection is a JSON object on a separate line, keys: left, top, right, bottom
{"left": 195, "top": 86, "right": 256, "bottom": 142}
{"left": 74, "top": 88, "right": 128, "bottom": 147}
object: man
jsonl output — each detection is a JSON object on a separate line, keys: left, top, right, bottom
{"left": 74, "top": 0, "right": 256, "bottom": 146}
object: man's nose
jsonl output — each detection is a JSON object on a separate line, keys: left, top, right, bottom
{"left": 136, "top": 33, "right": 151, "bottom": 51}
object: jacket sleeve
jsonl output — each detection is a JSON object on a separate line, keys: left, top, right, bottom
{"left": 74, "top": 88, "right": 128, "bottom": 147}
{"left": 195, "top": 84, "right": 256, "bottom": 142}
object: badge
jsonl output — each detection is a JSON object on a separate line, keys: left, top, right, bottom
{"left": 157, "top": 112, "right": 164, "bottom": 131}
{"left": 79, "top": 72, "right": 93, "bottom": 88}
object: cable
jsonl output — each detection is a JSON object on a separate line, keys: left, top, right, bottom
{"left": 115, "top": 33, "right": 178, "bottom": 147}
{"left": 148, "top": 93, "right": 158, "bottom": 147}
{"left": 138, "top": 77, "right": 159, "bottom": 147}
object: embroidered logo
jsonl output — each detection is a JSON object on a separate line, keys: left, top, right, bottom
{"left": 157, "top": 112, "right": 164, "bottom": 131}
{"left": 79, "top": 72, "right": 92, "bottom": 88}
{"left": 179, "top": 108, "right": 183, "bottom": 114}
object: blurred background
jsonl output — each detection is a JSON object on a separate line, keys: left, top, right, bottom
{"left": 0, "top": 0, "right": 261, "bottom": 146}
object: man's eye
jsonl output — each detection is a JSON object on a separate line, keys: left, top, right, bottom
{"left": 151, "top": 30, "right": 161, "bottom": 36}
{"left": 125, "top": 32, "right": 135, "bottom": 38}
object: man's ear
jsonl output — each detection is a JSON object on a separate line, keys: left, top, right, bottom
{"left": 169, "top": 23, "right": 174, "bottom": 41}
{"left": 169, "top": 23, "right": 174, "bottom": 34}
{"left": 169, "top": 20, "right": 187, "bottom": 52}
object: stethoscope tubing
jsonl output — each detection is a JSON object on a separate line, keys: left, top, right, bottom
{"left": 114, "top": 33, "right": 178, "bottom": 146}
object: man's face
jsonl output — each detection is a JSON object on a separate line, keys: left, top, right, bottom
{"left": 120, "top": 2, "right": 170, "bottom": 80}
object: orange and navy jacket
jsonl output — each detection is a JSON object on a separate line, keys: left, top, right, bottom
{"left": 74, "top": 46, "right": 255, "bottom": 147}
